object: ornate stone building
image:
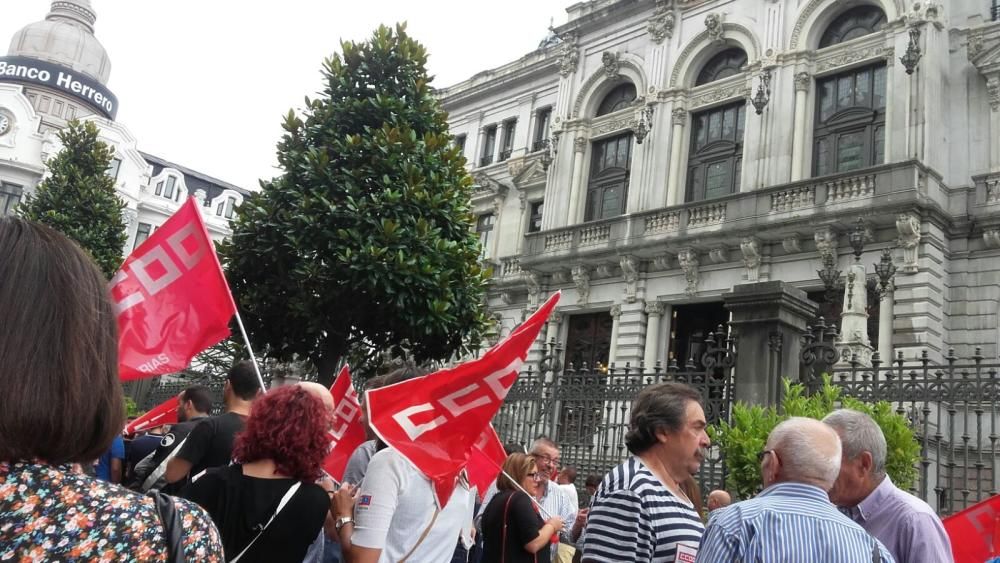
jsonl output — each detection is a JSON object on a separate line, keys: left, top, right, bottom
{"left": 439, "top": 0, "right": 1000, "bottom": 372}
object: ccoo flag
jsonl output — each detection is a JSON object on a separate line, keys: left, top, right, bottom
{"left": 367, "top": 292, "right": 560, "bottom": 506}
{"left": 124, "top": 396, "right": 179, "bottom": 436}
{"left": 944, "top": 493, "right": 1000, "bottom": 562}
{"left": 322, "top": 365, "right": 367, "bottom": 482}
{"left": 111, "top": 197, "right": 237, "bottom": 381}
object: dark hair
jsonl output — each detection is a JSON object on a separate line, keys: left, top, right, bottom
{"left": 0, "top": 217, "right": 123, "bottom": 464}
{"left": 497, "top": 453, "right": 536, "bottom": 492}
{"left": 503, "top": 442, "right": 526, "bottom": 456}
{"left": 232, "top": 385, "right": 332, "bottom": 481}
{"left": 585, "top": 474, "right": 602, "bottom": 489}
{"left": 181, "top": 385, "right": 213, "bottom": 414}
{"left": 228, "top": 360, "right": 260, "bottom": 400}
{"left": 560, "top": 466, "right": 578, "bottom": 484}
{"left": 624, "top": 382, "right": 702, "bottom": 454}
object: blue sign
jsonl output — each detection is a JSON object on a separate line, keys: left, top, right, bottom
{"left": 0, "top": 56, "right": 118, "bottom": 120}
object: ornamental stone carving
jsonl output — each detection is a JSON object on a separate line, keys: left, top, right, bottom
{"left": 574, "top": 137, "right": 587, "bottom": 153}
{"left": 988, "top": 77, "right": 1000, "bottom": 112}
{"left": 740, "top": 237, "right": 762, "bottom": 282}
{"left": 816, "top": 47, "right": 894, "bottom": 73}
{"left": 595, "top": 263, "right": 614, "bottom": 278}
{"left": 709, "top": 247, "right": 729, "bottom": 264}
{"left": 985, "top": 229, "right": 1000, "bottom": 249}
{"left": 705, "top": 13, "right": 725, "bottom": 44}
{"left": 794, "top": 72, "right": 811, "bottom": 92}
{"left": 690, "top": 85, "right": 749, "bottom": 110}
{"left": 524, "top": 270, "right": 542, "bottom": 307}
{"left": 620, "top": 255, "right": 639, "bottom": 303}
{"left": 968, "top": 29, "right": 985, "bottom": 61}
{"left": 122, "top": 208, "right": 138, "bottom": 228}
{"left": 572, "top": 265, "right": 591, "bottom": 304}
{"left": 814, "top": 227, "right": 839, "bottom": 263}
{"left": 558, "top": 33, "right": 579, "bottom": 77}
{"left": 644, "top": 300, "right": 666, "bottom": 316}
{"left": 602, "top": 51, "right": 622, "bottom": 80}
{"left": 610, "top": 304, "right": 622, "bottom": 318}
{"left": 647, "top": 0, "right": 676, "bottom": 44}
{"left": 671, "top": 107, "right": 687, "bottom": 126}
{"left": 653, "top": 254, "right": 672, "bottom": 270}
{"left": 896, "top": 213, "right": 921, "bottom": 274}
{"left": 677, "top": 248, "right": 699, "bottom": 297}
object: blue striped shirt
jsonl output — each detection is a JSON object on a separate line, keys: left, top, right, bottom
{"left": 582, "top": 457, "right": 704, "bottom": 563}
{"left": 695, "top": 482, "right": 895, "bottom": 563}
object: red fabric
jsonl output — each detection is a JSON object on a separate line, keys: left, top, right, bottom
{"left": 112, "top": 198, "right": 237, "bottom": 381}
{"left": 943, "top": 493, "right": 1000, "bottom": 562}
{"left": 322, "top": 365, "right": 366, "bottom": 482}
{"left": 367, "top": 292, "right": 560, "bottom": 507}
{"left": 466, "top": 424, "right": 506, "bottom": 500}
{"left": 124, "top": 396, "right": 179, "bottom": 435}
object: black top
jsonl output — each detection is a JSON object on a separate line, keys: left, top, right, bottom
{"left": 482, "top": 490, "right": 550, "bottom": 563}
{"left": 126, "top": 434, "right": 161, "bottom": 468}
{"left": 181, "top": 464, "right": 329, "bottom": 563}
{"left": 176, "top": 412, "right": 246, "bottom": 479}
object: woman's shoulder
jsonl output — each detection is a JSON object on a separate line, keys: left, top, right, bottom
{"left": 167, "top": 496, "right": 225, "bottom": 560}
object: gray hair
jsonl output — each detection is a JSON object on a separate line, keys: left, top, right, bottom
{"left": 768, "top": 417, "right": 842, "bottom": 489}
{"left": 530, "top": 436, "right": 559, "bottom": 454}
{"left": 823, "top": 409, "right": 887, "bottom": 479}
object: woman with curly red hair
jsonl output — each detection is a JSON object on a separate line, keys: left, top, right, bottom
{"left": 183, "top": 384, "right": 333, "bottom": 562}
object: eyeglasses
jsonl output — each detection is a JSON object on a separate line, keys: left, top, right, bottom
{"left": 757, "top": 450, "right": 774, "bottom": 463}
{"left": 532, "top": 454, "right": 561, "bottom": 467}
{"left": 526, "top": 472, "right": 543, "bottom": 481}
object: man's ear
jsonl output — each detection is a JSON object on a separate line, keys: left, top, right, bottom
{"left": 859, "top": 451, "right": 875, "bottom": 475}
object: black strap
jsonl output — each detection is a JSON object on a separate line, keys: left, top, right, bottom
{"left": 148, "top": 490, "right": 186, "bottom": 563}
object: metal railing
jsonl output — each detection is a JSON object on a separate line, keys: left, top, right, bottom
{"left": 993, "top": 0, "right": 999, "bottom": 21}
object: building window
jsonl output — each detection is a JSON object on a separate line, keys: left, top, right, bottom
{"left": 499, "top": 119, "right": 517, "bottom": 162}
{"left": 819, "top": 6, "right": 887, "bottom": 48}
{"left": 480, "top": 125, "right": 497, "bottom": 167}
{"left": 454, "top": 134, "right": 466, "bottom": 154}
{"left": 687, "top": 102, "right": 745, "bottom": 202}
{"left": 532, "top": 107, "right": 552, "bottom": 152}
{"left": 224, "top": 197, "right": 237, "bottom": 219}
{"left": 528, "top": 201, "right": 544, "bottom": 233}
{"left": 106, "top": 158, "right": 122, "bottom": 182}
{"left": 216, "top": 201, "right": 225, "bottom": 216}
{"left": 476, "top": 213, "right": 495, "bottom": 259}
{"left": 585, "top": 133, "right": 632, "bottom": 221}
{"left": 154, "top": 181, "right": 164, "bottom": 196}
{"left": 813, "top": 64, "right": 886, "bottom": 176}
{"left": 0, "top": 182, "right": 23, "bottom": 216}
{"left": 596, "top": 83, "right": 637, "bottom": 116}
{"left": 134, "top": 222, "right": 152, "bottom": 249}
{"left": 695, "top": 48, "right": 749, "bottom": 86}
{"left": 162, "top": 176, "right": 177, "bottom": 201}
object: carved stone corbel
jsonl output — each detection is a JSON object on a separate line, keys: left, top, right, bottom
{"left": 620, "top": 255, "right": 639, "bottom": 304}
{"left": 523, "top": 270, "right": 542, "bottom": 307}
{"left": 740, "top": 237, "right": 762, "bottom": 282}
{"left": 705, "top": 12, "right": 725, "bottom": 44}
{"left": 896, "top": 213, "right": 921, "bottom": 274}
{"left": 709, "top": 247, "right": 729, "bottom": 264}
{"left": 572, "top": 265, "right": 591, "bottom": 304}
{"left": 602, "top": 51, "right": 622, "bottom": 80}
{"left": 677, "top": 248, "right": 699, "bottom": 297}
{"left": 646, "top": 0, "right": 676, "bottom": 44}
{"left": 814, "top": 227, "right": 839, "bottom": 263}
{"left": 558, "top": 33, "right": 579, "bottom": 77}
{"left": 644, "top": 300, "right": 666, "bottom": 317}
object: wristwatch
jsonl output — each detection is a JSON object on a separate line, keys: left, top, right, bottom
{"left": 334, "top": 516, "right": 354, "bottom": 532}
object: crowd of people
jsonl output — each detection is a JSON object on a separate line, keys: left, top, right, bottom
{"left": 0, "top": 214, "right": 957, "bottom": 562}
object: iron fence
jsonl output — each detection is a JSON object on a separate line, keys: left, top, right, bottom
{"left": 802, "top": 321, "right": 1000, "bottom": 516}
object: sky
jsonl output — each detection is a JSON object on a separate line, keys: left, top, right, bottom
{"left": 1, "top": 1, "right": 571, "bottom": 190}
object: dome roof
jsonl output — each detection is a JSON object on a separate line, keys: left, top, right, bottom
{"left": 8, "top": 1, "right": 111, "bottom": 85}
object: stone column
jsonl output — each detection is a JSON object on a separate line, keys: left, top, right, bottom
{"left": 836, "top": 263, "right": 873, "bottom": 367}
{"left": 723, "top": 281, "right": 819, "bottom": 406}
{"left": 666, "top": 108, "right": 686, "bottom": 206}
{"left": 643, "top": 301, "right": 665, "bottom": 370}
{"left": 608, "top": 305, "right": 622, "bottom": 367}
{"left": 790, "top": 72, "right": 810, "bottom": 182}
{"left": 989, "top": 75, "right": 1000, "bottom": 171}
{"left": 565, "top": 136, "right": 588, "bottom": 225}
{"left": 878, "top": 283, "right": 894, "bottom": 362}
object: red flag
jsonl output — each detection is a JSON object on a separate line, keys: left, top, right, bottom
{"left": 111, "top": 197, "right": 237, "bottom": 381}
{"left": 467, "top": 425, "right": 506, "bottom": 500}
{"left": 944, "top": 494, "right": 1000, "bottom": 562}
{"left": 124, "top": 396, "right": 179, "bottom": 436}
{"left": 322, "top": 365, "right": 367, "bottom": 482}
{"left": 367, "top": 292, "right": 560, "bottom": 506}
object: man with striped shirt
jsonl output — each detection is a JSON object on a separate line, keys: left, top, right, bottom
{"left": 696, "top": 417, "right": 894, "bottom": 562}
{"left": 582, "top": 382, "right": 708, "bottom": 562}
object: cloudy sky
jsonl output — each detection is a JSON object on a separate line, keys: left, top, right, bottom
{"left": 2, "top": 1, "right": 571, "bottom": 189}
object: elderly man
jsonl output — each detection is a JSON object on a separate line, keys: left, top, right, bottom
{"left": 706, "top": 490, "right": 731, "bottom": 513}
{"left": 823, "top": 409, "right": 952, "bottom": 563}
{"left": 696, "top": 417, "right": 894, "bottom": 562}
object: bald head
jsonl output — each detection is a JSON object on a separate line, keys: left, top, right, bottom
{"left": 296, "top": 381, "right": 335, "bottom": 413}
{"left": 764, "top": 417, "right": 842, "bottom": 490}
{"left": 707, "top": 490, "right": 731, "bottom": 511}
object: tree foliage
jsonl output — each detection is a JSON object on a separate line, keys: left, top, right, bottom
{"left": 220, "top": 24, "right": 488, "bottom": 384}
{"left": 709, "top": 376, "right": 921, "bottom": 500}
{"left": 20, "top": 120, "right": 126, "bottom": 278}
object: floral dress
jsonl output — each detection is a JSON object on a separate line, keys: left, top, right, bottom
{"left": 0, "top": 461, "right": 224, "bottom": 562}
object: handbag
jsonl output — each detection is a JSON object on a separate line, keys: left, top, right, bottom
{"left": 147, "top": 490, "right": 185, "bottom": 563}
{"left": 229, "top": 481, "right": 301, "bottom": 563}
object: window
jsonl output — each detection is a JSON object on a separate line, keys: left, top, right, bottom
{"left": 163, "top": 176, "right": 177, "bottom": 200}
{"left": 224, "top": 197, "right": 237, "bottom": 219}
{"left": 813, "top": 64, "right": 886, "bottom": 176}
{"left": 476, "top": 213, "right": 495, "bottom": 259}
{"left": 0, "top": 182, "right": 23, "bottom": 216}
{"left": 696, "top": 48, "right": 748, "bottom": 86}
{"left": 819, "top": 6, "right": 887, "bottom": 48}
{"left": 154, "top": 181, "right": 164, "bottom": 196}
{"left": 480, "top": 125, "right": 497, "bottom": 167}
{"left": 687, "top": 102, "right": 745, "bottom": 202}
{"left": 585, "top": 133, "right": 632, "bottom": 221}
{"left": 454, "top": 134, "right": 466, "bottom": 154}
{"left": 533, "top": 107, "right": 552, "bottom": 152}
{"left": 528, "top": 201, "right": 544, "bottom": 233}
{"left": 499, "top": 119, "right": 517, "bottom": 162}
{"left": 216, "top": 201, "right": 225, "bottom": 216}
{"left": 134, "top": 222, "right": 152, "bottom": 249}
{"left": 106, "top": 158, "right": 122, "bottom": 182}
{"left": 596, "top": 83, "right": 637, "bottom": 116}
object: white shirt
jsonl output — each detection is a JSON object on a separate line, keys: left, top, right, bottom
{"left": 352, "top": 447, "right": 475, "bottom": 562}
{"left": 558, "top": 482, "right": 579, "bottom": 511}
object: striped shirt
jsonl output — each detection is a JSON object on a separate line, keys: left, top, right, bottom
{"left": 696, "top": 482, "right": 895, "bottom": 563}
{"left": 582, "top": 457, "right": 704, "bottom": 563}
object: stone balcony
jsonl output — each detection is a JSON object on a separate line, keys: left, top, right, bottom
{"left": 516, "top": 160, "right": 946, "bottom": 272}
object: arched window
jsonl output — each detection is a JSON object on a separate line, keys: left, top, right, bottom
{"left": 596, "top": 83, "right": 637, "bottom": 116}
{"left": 687, "top": 102, "right": 745, "bottom": 201}
{"left": 585, "top": 133, "right": 632, "bottom": 221}
{"left": 695, "top": 48, "right": 748, "bottom": 86}
{"left": 819, "top": 5, "right": 886, "bottom": 48}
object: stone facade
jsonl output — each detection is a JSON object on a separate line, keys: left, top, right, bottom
{"left": 440, "top": 0, "right": 1000, "bottom": 368}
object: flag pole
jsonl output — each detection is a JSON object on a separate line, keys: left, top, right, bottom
{"left": 233, "top": 309, "right": 267, "bottom": 394}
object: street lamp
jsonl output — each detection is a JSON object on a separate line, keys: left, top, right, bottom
{"left": 817, "top": 218, "right": 897, "bottom": 318}
{"left": 539, "top": 132, "right": 559, "bottom": 171}
{"left": 633, "top": 105, "right": 654, "bottom": 145}
{"left": 750, "top": 69, "right": 772, "bottom": 115}
{"left": 899, "top": 27, "right": 922, "bottom": 75}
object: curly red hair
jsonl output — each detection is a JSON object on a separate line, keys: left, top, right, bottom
{"left": 232, "top": 385, "right": 332, "bottom": 481}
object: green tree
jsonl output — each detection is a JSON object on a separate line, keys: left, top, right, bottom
{"left": 220, "top": 24, "right": 488, "bottom": 385}
{"left": 20, "top": 120, "right": 126, "bottom": 278}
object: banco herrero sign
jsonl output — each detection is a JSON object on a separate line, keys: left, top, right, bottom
{"left": 0, "top": 56, "right": 118, "bottom": 120}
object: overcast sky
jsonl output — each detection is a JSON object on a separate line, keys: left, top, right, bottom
{"left": 2, "top": 1, "right": 570, "bottom": 189}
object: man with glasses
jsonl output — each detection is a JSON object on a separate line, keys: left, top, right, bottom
{"left": 696, "top": 417, "right": 894, "bottom": 562}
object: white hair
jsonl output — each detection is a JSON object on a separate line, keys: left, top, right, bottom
{"left": 768, "top": 417, "right": 842, "bottom": 489}
{"left": 823, "top": 409, "right": 887, "bottom": 479}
